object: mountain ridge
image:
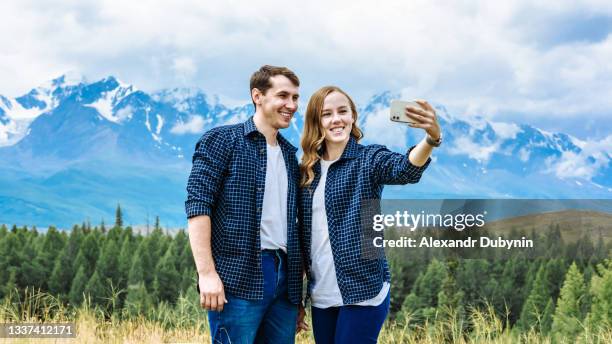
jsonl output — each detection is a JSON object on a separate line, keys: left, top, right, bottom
{"left": 1, "top": 75, "right": 610, "bottom": 228}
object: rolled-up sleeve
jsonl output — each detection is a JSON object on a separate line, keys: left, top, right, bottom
{"left": 368, "top": 144, "right": 431, "bottom": 185}
{"left": 185, "top": 129, "right": 232, "bottom": 218}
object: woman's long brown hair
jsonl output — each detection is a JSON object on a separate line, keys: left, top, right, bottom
{"left": 300, "top": 86, "right": 363, "bottom": 187}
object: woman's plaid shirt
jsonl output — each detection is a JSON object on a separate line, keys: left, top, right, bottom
{"left": 299, "top": 137, "right": 430, "bottom": 304}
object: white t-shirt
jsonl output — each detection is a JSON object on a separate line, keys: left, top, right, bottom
{"left": 260, "top": 143, "right": 288, "bottom": 252}
{"left": 310, "top": 158, "right": 389, "bottom": 308}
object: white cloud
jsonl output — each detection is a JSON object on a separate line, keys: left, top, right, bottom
{"left": 170, "top": 115, "right": 205, "bottom": 135}
{"left": 490, "top": 121, "right": 521, "bottom": 140}
{"left": 362, "top": 106, "right": 408, "bottom": 150}
{"left": 448, "top": 136, "right": 499, "bottom": 163}
{"left": 547, "top": 134, "right": 612, "bottom": 179}
{"left": 172, "top": 57, "right": 197, "bottom": 83}
{"left": 0, "top": 0, "right": 611, "bottom": 137}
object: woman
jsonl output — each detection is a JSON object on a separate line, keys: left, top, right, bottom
{"left": 299, "top": 86, "right": 440, "bottom": 343}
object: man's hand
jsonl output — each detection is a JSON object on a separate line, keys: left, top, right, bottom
{"left": 296, "top": 303, "right": 310, "bottom": 334}
{"left": 198, "top": 271, "right": 227, "bottom": 312}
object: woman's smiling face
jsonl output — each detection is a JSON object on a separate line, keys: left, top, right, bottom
{"left": 321, "top": 91, "right": 354, "bottom": 146}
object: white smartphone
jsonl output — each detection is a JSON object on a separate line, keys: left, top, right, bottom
{"left": 390, "top": 100, "right": 421, "bottom": 124}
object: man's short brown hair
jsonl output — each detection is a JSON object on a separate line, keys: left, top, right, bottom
{"left": 250, "top": 65, "right": 300, "bottom": 107}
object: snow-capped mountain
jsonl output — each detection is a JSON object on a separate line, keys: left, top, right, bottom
{"left": 0, "top": 74, "right": 83, "bottom": 147}
{"left": 0, "top": 76, "right": 610, "bottom": 228}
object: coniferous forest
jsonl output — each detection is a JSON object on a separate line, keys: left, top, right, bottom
{"left": 0, "top": 206, "right": 611, "bottom": 343}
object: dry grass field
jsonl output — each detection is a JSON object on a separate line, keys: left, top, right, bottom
{"left": 1, "top": 289, "right": 611, "bottom": 344}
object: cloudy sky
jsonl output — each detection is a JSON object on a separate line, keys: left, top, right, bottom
{"left": 1, "top": 0, "right": 611, "bottom": 139}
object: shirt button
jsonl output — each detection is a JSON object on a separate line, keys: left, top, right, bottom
{"left": 257, "top": 207, "right": 262, "bottom": 212}
{"left": 257, "top": 187, "right": 263, "bottom": 192}
{"left": 260, "top": 148, "right": 265, "bottom": 154}
{"left": 260, "top": 167, "right": 265, "bottom": 171}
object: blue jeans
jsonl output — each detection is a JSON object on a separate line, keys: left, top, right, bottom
{"left": 207, "top": 250, "right": 298, "bottom": 344}
{"left": 311, "top": 293, "right": 390, "bottom": 344}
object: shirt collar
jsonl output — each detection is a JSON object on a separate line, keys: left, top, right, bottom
{"left": 242, "top": 116, "right": 297, "bottom": 152}
{"left": 317, "top": 136, "right": 360, "bottom": 161}
{"left": 339, "top": 136, "right": 360, "bottom": 160}
{"left": 243, "top": 116, "right": 258, "bottom": 137}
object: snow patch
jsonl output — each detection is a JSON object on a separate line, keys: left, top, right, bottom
{"left": 144, "top": 109, "right": 152, "bottom": 133}
{"left": 3, "top": 97, "right": 45, "bottom": 120}
{"left": 115, "top": 106, "right": 134, "bottom": 122}
{"left": 156, "top": 114, "right": 164, "bottom": 135}
{"left": 85, "top": 82, "right": 135, "bottom": 123}
{"left": 0, "top": 118, "right": 34, "bottom": 147}
{"left": 518, "top": 147, "right": 530, "bottom": 162}
{"left": 88, "top": 95, "right": 116, "bottom": 122}
{"left": 0, "top": 90, "right": 54, "bottom": 146}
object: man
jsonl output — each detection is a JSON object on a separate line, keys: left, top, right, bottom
{"left": 186, "top": 65, "right": 307, "bottom": 343}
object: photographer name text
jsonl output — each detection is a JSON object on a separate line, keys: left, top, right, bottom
{"left": 373, "top": 236, "right": 533, "bottom": 249}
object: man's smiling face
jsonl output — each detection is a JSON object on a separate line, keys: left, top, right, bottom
{"left": 255, "top": 75, "right": 299, "bottom": 130}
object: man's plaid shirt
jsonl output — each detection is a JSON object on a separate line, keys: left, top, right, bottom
{"left": 186, "top": 116, "right": 303, "bottom": 304}
{"left": 300, "top": 137, "right": 430, "bottom": 304}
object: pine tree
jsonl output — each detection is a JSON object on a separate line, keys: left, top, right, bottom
{"left": 541, "top": 298, "right": 554, "bottom": 334}
{"left": 0, "top": 233, "right": 22, "bottom": 298}
{"left": 126, "top": 282, "right": 152, "bottom": 316}
{"left": 587, "top": 260, "right": 612, "bottom": 333}
{"left": 96, "top": 238, "right": 120, "bottom": 288}
{"left": 153, "top": 243, "right": 180, "bottom": 303}
{"left": 50, "top": 226, "right": 83, "bottom": 295}
{"left": 42, "top": 226, "right": 66, "bottom": 253}
{"left": 19, "top": 238, "right": 44, "bottom": 289}
{"left": 118, "top": 236, "right": 133, "bottom": 288}
{"left": 141, "top": 237, "right": 158, "bottom": 284}
{"left": 147, "top": 227, "right": 165, "bottom": 268}
{"left": 400, "top": 259, "right": 447, "bottom": 323}
{"left": 33, "top": 226, "right": 66, "bottom": 290}
{"left": 544, "top": 258, "right": 567, "bottom": 302}
{"left": 489, "top": 258, "right": 519, "bottom": 324}
{"left": 0, "top": 224, "right": 7, "bottom": 239}
{"left": 180, "top": 271, "right": 196, "bottom": 296}
{"left": 3, "top": 267, "right": 18, "bottom": 297}
{"left": 551, "top": 262, "right": 586, "bottom": 340}
{"left": 126, "top": 243, "right": 152, "bottom": 316}
{"left": 84, "top": 271, "right": 106, "bottom": 307}
{"left": 48, "top": 248, "right": 74, "bottom": 297}
{"left": 69, "top": 265, "right": 88, "bottom": 306}
{"left": 78, "top": 234, "right": 100, "bottom": 277}
{"left": 518, "top": 264, "right": 551, "bottom": 332}
{"left": 128, "top": 243, "right": 147, "bottom": 287}
{"left": 179, "top": 242, "right": 194, "bottom": 273}
{"left": 120, "top": 226, "right": 133, "bottom": 244}
{"left": 437, "top": 273, "right": 465, "bottom": 320}
{"left": 115, "top": 204, "right": 123, "bottom": 228}
{"left": 456, "top": 259, "right": 490, "bottom": 308}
